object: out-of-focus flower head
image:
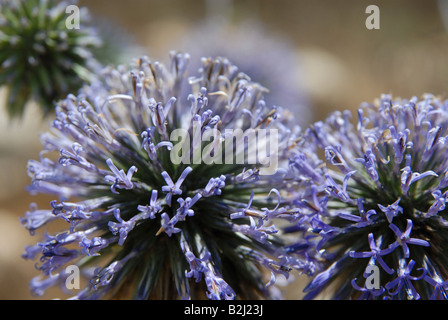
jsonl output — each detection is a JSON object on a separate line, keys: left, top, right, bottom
{"left": 90, "top": 15, "right": 143, "bottom": 68}
{"left": 176, "top": 8, "right": 310, "bottom": 126}
{"left": 22, "top": 52, "right": 315, "bottom": 299}
{"left": 289, "top": 94, "right": 448, "bottom": 299}
{"left": 0, "top": 0, "right": 102, "bottom": 118}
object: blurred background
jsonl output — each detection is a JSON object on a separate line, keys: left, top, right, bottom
{"left": 1, "top": 0, "right": 448, "bottom": 299}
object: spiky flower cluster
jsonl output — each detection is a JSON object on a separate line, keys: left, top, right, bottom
{"left": 21, "top": 52, "right": 315, "bottom": 300}
{"left": 289, "top": 94, "right": 448, "bottom": 299}
{"left": 0, "top": 0, "right": 101, "bottom": 117}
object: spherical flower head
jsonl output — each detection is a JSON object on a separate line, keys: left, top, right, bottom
{"left": 0, "top": 0, "right": 102, "bottom": 118}
{"left": 289, "top": 94, "right": 448, "bottom": 299}
{"left": 22, "top": 52, "right": 314, "bottom": 300}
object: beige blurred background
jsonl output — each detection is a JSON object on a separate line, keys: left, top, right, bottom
{"left": 1, "top": 0, "right": 448, "bottom": 299}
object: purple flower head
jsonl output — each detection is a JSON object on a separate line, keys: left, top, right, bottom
{"left": 289, "top": 94, "right": 448, "bottom": 299}
{"left": 22, "top": 53, "right": 312, "bottom": 299}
